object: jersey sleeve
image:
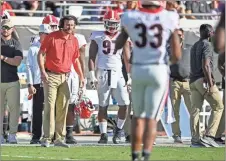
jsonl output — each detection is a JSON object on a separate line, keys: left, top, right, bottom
{"left": 168, "top": 11, "right": 180, "bottom": 32}
{"left": 75, "top": 34, "right": 87, "bottom": 48}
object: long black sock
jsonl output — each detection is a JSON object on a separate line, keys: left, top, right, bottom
{"left": 3, "top": 116, "right": 8, "bottom": 132}
{"left": 66, "top": 126, "right": 73, "bottom": 137}
{"left": 141, "top": 150, "right": 151, "bottom": 161}
{"left": 132, "top": 151, "right": 140, "bottom": 161}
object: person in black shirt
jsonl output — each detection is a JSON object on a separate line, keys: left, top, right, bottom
{"left": 189, "top": 24, "right": 224, "bottom": 147}
{"left": 1, "top": 19, "right": 23, "bottom": 144}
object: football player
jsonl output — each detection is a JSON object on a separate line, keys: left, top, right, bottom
{"left": 88, "top": 10, "right": 131, "bottom": 144}
{"left": 65, "top": 16, "right": 87, "bottom": 144}
{"left": 114, "top": 1, "right": 181, "bottom": 160}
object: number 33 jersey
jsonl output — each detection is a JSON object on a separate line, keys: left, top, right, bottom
{"left": 90, "top": 31, "right": 124, "bottom": 71}
{"left": 121, "top": 7, "right": 179, "bottom": 65}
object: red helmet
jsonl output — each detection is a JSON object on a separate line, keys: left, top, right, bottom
{"left": 42, "top": 15, "right": 59, "bottom": 26}
{"left": 103, "top": 10, "right": 120, "bottom": 34}
{"left": 74, "top": 96, "right": 94, "bottom": 119}
{"left": 1, "top": 10, "right": 10, "bottom": 20}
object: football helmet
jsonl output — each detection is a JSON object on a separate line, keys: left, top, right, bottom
{"left": 1, "top": 10, "right": 10, "bottom": 20}
{"left": 103, "top": 10, "right": 120, "bottom": 34}
{"left": 74, "top": 96, "right": 95, "bottom": 119}
{"left": 141, "top": 0, "right": 161, "bottom": 6}
{"left": 39, "top": 24, "right": 52, "bottom": 34}
{"left": 42, "top": 15, "right": 59, "bottom": 31}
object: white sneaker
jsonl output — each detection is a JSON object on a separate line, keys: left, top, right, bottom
{"left": 1, "top": 135, "right": 5, "bottom": 144}
{"left": 8, "top": 134, "right": 17, "bottom": 144}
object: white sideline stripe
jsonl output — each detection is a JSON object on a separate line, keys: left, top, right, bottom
{"left": 1, "top": 154, "right": 76, "bottom": 160}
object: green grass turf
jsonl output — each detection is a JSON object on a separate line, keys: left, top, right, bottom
{"left": 1, "top": 146, "right": 225, "bottom": 160}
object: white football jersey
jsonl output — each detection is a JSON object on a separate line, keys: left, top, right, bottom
{"left": 121, "top": 8, "right": 179, "bottom": 65}
{"left": 74, "top": 33, "right": 87, "bottom": 49}
{"left": 70, "top": 33, "right": 87, "bottom": 75}
{"left": 90, "top": 31, "right": 123, "bottom": 71}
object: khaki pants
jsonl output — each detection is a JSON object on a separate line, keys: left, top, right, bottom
{"left": 170, "top": 79, "right": 192, "bottom": 137}
{"left": 43, "top": 72, "right": 70, "bottom": 142}
{"left": 0, "top": 81, "right": 20, "bottom": 135}
{"left": 190, "top": 78, "right": 224, "bottom": 142}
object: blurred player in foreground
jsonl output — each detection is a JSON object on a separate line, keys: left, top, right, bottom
{"left": 213, "top": 3, "right": 225, "bottom": 54}
{"left": 114, "top": 1, "right": 181, "bottom": 160}
{"left": 88, "top": 10, "right": 131, "bottom": 144}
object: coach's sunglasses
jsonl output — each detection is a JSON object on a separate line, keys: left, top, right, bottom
{"left": 1, "top": 26, "right": 12, "bottom": 30}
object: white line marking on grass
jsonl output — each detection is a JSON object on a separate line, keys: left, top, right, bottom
{"left": 1, "top": 154, "right": 77, "bottom": 160}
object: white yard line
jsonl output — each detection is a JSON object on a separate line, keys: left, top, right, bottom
{"left": 1, "top": 154, "right": 78, "bottom": 160}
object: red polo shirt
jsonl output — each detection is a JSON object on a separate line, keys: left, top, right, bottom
{"left": 40, "top": 31, "right": 80, "bottom": 73}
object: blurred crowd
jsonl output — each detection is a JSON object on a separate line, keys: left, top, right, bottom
{"left": 1, "top": 0, "right": 225, "bottom": 20}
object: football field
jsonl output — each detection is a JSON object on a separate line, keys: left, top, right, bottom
{"left": 1, "top": 134, "right": 225, "bottom": 160}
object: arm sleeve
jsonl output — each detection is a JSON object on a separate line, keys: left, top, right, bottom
{"left": 26, "top": 48, "right": 34, "bottom": 85}
{"left": 76, "top": 34, "right": 87, "bottom": 48}
{"left": 73, "top": 38, "right": 80, "bottom": 61}
{"left": 168, "top": 11, "right": 180, "bottom": 32}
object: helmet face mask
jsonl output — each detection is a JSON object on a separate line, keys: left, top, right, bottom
{"left": 42, "top": 15, "right": 59, "bottom": 31}
{"left": 104, "top": 20, "right": 120, "bottom": 34}
{"left": 103, "top": 10, "right": 120, "bottom": 34}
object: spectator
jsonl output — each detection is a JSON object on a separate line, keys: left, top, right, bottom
{"left": 189, "top": 24, "right": 224, "bottom": 147}
{"left": 23, "top": 1, "right": 42, "bottom": 17}
{"left": 1, "top": 19, "right": 23, "bottom": 144}
{"left": 26, "top": 24, "right": 52, "bottom": 144}
{"left": 1, "top": 1, "right": 15, "bottom": 16}
{"left": 37, "top": 15, "right": 84, "bottom": 148}
{"left": 168, "top": 28, "right": 192, "bottom": 143}
{"left": 125, "top": 1, "right": 139, "bottom": 11}
{"left": 111, "top": 1, "right": 124, "bottom": 14}
{"left": 210, "top": 0, "right": 221, "bottom": 20}
{"left": 174, "top": 1, "right": 186, "bottom": 19}
{"left": 185, "top": 1, "right": 213, "bottom": 19}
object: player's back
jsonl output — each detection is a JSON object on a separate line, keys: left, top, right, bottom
{"left": 121, "top": 8, "right": 179, "bottom": 65}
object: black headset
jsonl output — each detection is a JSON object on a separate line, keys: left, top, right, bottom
{"left": 58, "top": 15, "right": 78, "bottom": 29}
